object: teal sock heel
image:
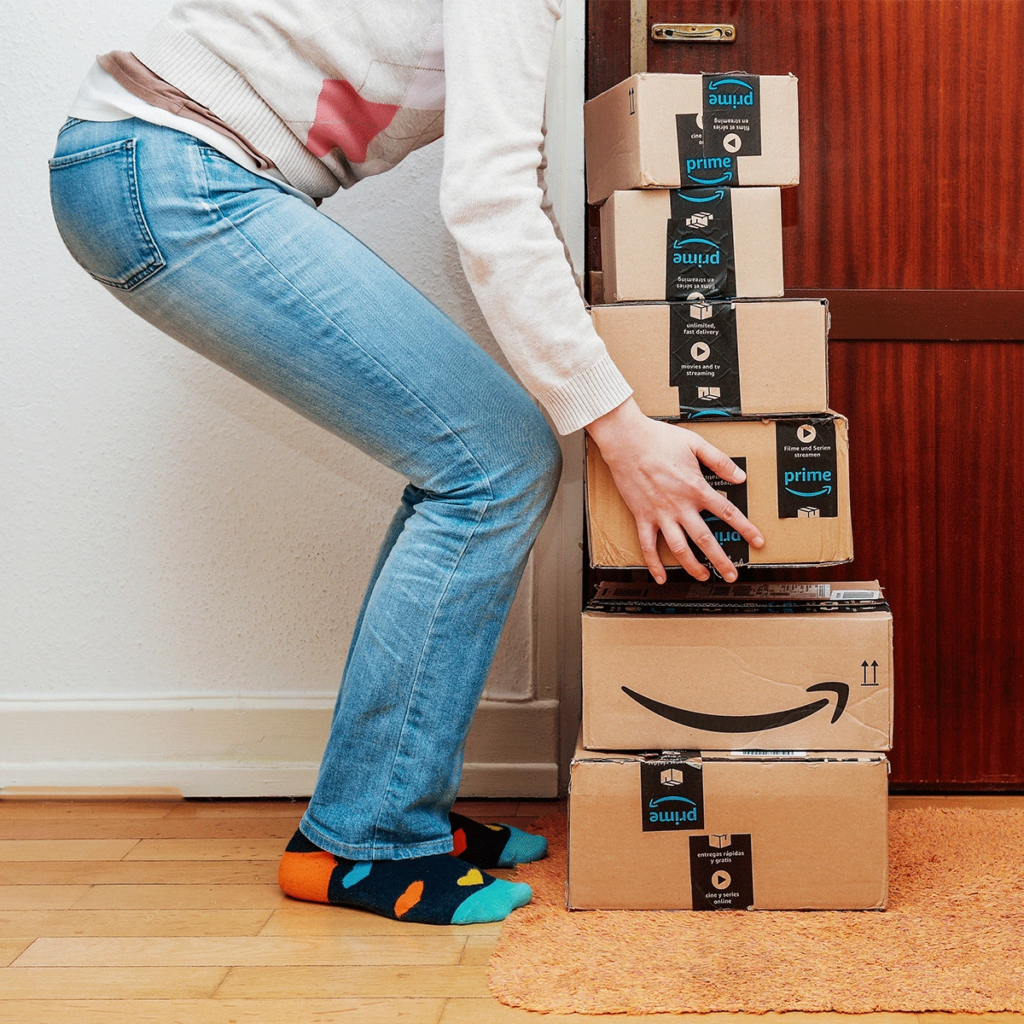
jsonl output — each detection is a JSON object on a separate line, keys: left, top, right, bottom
{"left": 497, "top": 826, "right": 549, "bottom": 867}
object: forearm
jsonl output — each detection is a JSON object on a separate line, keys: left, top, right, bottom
{"left": 441, "top": 0, "right": 632, "bottom": 435}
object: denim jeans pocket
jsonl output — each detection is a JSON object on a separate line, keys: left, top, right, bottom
{"left": 49, "top": 138, "right": 166, "bottom": 291}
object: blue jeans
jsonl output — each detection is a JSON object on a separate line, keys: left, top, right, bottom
{"left": 48, "top": 117, "right": 563, "bottom": 859}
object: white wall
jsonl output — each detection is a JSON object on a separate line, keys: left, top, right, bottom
{"left": 0, "top": 0, "right": 586, "bottom": 795}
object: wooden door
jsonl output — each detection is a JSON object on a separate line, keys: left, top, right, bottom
{"left": 587, "top": 0, "right": 1024, "bottom": 790}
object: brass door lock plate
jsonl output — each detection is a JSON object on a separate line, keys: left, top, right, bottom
{"left": 651, "top": 23, "right": 737, "bottom": 43}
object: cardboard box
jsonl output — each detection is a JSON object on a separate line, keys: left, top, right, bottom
{"left": 582, "top": 581, "right": 893, "bottom": 752}
{"left": 586, "top": 414, "right": 854, "bottom": 568}
{"left": 568, "top": 740, "right": 889, "bottom": 910}
{"left": 592, "top": 299, "right": 829, "bottom": 419}
{"left": 585, "top": 72, "right": 800, "bottom": 205}
{"left": 600, "top": 187, "right": 784, "bottom": 303}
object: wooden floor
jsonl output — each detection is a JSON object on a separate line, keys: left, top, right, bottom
{"left": 0, "top": 794, "right": 1020, "bottom": 1022}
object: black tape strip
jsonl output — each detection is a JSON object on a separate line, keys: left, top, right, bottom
{"left": 776, "top": 418, "right": 839, "bottom": 518}
{"left": 703, "top": 74, "right": 762, "bottom": 162}
{"left": 587, "top": 599, "right": 888, "bottom": 615}
{"left": 687, "top": 457, "right": 749, "bottom": 567}
{"left": 689, "top": 833, "right": 754, "bottom": 910}
{"left": 669, "top": 301, "right": 740, "bottom": 417}
{"left": 665, "top": 188, "right": 736, "bottom": 300}
{"left": 640, "top": 758, "right": 704, "bottom": 832}
{"left": 675, "top": 73, "right": 762, "bottom": 188}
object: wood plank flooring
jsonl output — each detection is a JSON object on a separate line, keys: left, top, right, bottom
{"left": 0, "top": 794, "right": 1019, "bottom": 1021}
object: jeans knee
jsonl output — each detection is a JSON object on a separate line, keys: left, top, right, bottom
{"left": 496, "top": 404, "right": 563, "bottom": 515}
{"left": 434, "top": 395, "right": 562, "bottom": 524}
{"left": 534, "top": 423, "right": 563, "bottom": 499}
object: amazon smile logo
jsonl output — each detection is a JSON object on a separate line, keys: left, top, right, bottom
{"left": 674, "top": 187, "right": 726, "bottom": 205}
{"left": 621, "top": 681, "right": 850, "bottom": 733}
{"left": 649, "top": 795, "right": 696, "bottom": 808}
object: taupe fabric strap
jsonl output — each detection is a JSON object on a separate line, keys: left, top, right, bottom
{"left": 97, "top": 50, "right": 275, "bottom": 171}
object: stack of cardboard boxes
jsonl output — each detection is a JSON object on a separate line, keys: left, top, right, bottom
{"left": 570, "top": 73, "right": 893, "bottom": 912}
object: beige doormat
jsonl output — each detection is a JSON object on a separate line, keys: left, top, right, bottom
{"left": 490, "top": 808, "right": 1024, "bottom": 1014}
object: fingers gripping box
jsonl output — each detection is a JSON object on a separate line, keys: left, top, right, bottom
{"left": 600, "top": 187, "right": 784, "bottom": 303}
{"left": 585, "top": 414, "right": 854, "bottom": 569}
{"left": 584, "top": 72, "right": 800, "bottom": 205}
{"left": 591, "top": 299, "right": 829, "bottom": 419}
{"left": 567, "top": 740, "right": 889, "bottom": 911}
{"left": 582, "top": 581, "right": 893, "bottom": 752}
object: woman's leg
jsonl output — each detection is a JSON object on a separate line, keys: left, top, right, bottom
{"left": 49, "top": 119, "right": 563, "bottom": 863}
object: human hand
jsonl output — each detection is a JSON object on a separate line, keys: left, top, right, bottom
{"left": 586, "top": 398, "right": 764, "bottom": 583}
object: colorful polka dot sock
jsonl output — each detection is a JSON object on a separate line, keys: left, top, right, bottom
{"left": 278, "top": 830, "right": 532, "bottom": 925}
{"left": 449, "top": 810, "right": 549, "bottom": 868}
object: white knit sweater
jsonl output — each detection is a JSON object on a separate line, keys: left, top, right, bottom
{"left": 128, "top": 0, "right": 632, "bottom": 434}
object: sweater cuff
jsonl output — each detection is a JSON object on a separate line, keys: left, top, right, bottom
{"left": 540, "top": 353, "right": 634, "bottom": 436}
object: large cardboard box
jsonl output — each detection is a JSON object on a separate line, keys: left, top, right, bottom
{"left": 586, "top": 414, "right": 854, "bottom": 568}
{"left": 568, "top": 740, "right": 889, "bottom": 911}
{"left": 592, "top": 299, "right": 828, "bottom": 419}
{"left": 582, "top": 581, "right": 893, "bottom": 752}
{"left": 585, "top": 73, "right": 800, "bottom": 205}
{"left": 600, "top": 187, "right": 784, "bottom": 303}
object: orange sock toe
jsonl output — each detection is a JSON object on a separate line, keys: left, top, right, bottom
{"left": 278, "top": 845, "right": 337, "bottom": 904}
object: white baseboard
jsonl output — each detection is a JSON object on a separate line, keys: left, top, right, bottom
{"left": 0, "top": 760, "right": 558, "bottom": 798}
{"left": 0, "top": 696, "right": 559, "bottom": 798}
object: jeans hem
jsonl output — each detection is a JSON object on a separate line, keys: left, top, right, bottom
{"left": 299, "top": 813, "right": 455, "bottom": 861}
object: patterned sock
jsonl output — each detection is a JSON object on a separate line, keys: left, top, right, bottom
{"left": 449, "top": 811, "right": 548, "bottom": 869}
{"left": 278, "top": 830, "right": 532, "bottom": 925}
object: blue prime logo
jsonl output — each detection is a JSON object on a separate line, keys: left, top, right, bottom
{"left": 707, "top": 77, "right": 756, "bottom": 108}
{"left": 671, "top": 238, "right": 720, "bottom": 267}
{"left": 685, "top": 156, "right": 733, "bottom": 184}
{"left": 648, "top": 795, "right": 699, "bottom": 825}
{"left": 784, "top": 467, "right": 833, "bottom": 497}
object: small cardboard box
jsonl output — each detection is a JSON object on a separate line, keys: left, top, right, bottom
{"left": 600, "top": 188, "right": 784, "bottom": 303}
{"left": 568, "top": 740, "right": 889, "bottom": 911}
{"left": 586, "top": 414, "right": 854, "bottom": 568}
{"left": 592, "top": 299, "right": 829, "bottom": 419}
{"left": 582, "top": 581, "right": 893, "bottom": 752}
{"left": 584, "top": 72, "right": 800, "bottom": 205}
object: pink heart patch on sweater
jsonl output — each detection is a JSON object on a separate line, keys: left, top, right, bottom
{"left": 306, "top": 79, "right": 399, "bottom": 163}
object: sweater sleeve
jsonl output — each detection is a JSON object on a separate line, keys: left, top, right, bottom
{"left": 439, "top": 0, "right": 632, "bottom": 436}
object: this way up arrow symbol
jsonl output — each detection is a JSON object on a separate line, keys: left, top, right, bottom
{"left": 871, "top": 660, "right": 879, "bottom": 685}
